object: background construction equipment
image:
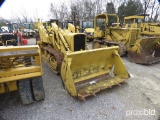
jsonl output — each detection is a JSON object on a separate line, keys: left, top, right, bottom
{"left": 124, "top": 15, "right": 160, "bottom": 36}
{"left": 93, "top": 13, "right": 160, "bottom": 64}
{"left": 0, "top": 45, "right": 45, "bottom": 105}
{"left": 79, "top": 19, "right": 94, "bottom": 41}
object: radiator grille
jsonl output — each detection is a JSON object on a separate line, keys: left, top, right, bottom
{"left": 74, "top": 34, "right": 86, "bottom": 51}
{"left": 129, "top": 30, "right": 138, "bottom": 45}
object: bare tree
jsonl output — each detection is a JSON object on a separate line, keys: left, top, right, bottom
{"left": 50, "top": 3, "right": 59, "bottom": 19}
{"left": 153, "top": 4, "right": 160, "bottom": 22}
{"left": 49, "top": 0, "right": 160, "bottom": 22}
{"left": 83, "top": 0, "right": 96, "bottom": 18}
{"left": 10, "top": 9, "right": 33, "bottom": 23}
{"left": 143, "top": 0, "right": 151, "bottom": 15}
{"left": 20, "top": 9, "right": 29, "bottom": 23}
{"left": 70, "top": 0, "right": 104, "bottom": 20}
{"left": 59, "top": 3, "right": 70, "bottom": 20}
{"left": 150, "top": 0, "right": 158, "bottom": 21}
{"left": 95, "top": 0, "right": 105, "bottom": 14}
{"left": 70, "top": 0, "right": 84, "bottom": 20}
{"left": 50, "top": 2, "right": 69, "bottom": 21}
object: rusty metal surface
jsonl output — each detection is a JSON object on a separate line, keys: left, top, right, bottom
{"left": 76, "top": 73, "right": 126, "bottom": 101}
{"left": 75, "top": 73, "right": 111, "bottom": 88}
{"left": 128, "top": 37, "right": 160, "bottom": 64}
{"left": 0, "top": 50, "right": 38, "bottom": 58}
{"left": 128, "top": 51, "right": 160, "bottom": 64}
{"left": 93, "top": 39, "right": 127, "bottom": 56}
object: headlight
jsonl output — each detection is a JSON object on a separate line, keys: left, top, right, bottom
{"left": 90, "top": 32, "right": 94, "bottom": 35}
{"left": 83, "top": 31, "right": 87, "bottom": 34}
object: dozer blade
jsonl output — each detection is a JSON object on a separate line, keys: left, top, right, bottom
{"left": 61, "top": 46, "right": 130, "bottom": 100}
{"left": 128, "top": 37, "right": 160, "bottom": 64}
{"left": 0, "top": 45, "right": 42, "bottom": 83}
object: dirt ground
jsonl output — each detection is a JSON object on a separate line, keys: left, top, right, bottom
{"left": 0, "top": 40, "right": 160, "bottom": 120}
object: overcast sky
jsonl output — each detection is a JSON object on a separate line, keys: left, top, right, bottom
{"left": 0, "top": 0, "right": 69, "bottom": 21}
{"left": 1, "top": 0, "right": 160, "bottom": 22}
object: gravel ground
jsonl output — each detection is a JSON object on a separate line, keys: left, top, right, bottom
{"left": 0, "top": 40, "right": 160, "bottom": 120}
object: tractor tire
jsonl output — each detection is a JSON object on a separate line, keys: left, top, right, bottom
{"left": 31, "top": 76, "right": 45, "bottom": 101}
{"left": 18, "top": 79, "right": 34, "bottom": 105}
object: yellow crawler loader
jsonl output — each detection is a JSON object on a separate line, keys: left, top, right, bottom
{"left": 37, "top": 19, "right": 130, "bottom": 100}
{"left": 0, "top": 45, "right": 45, "bottom": 105}
{"left": 93, "top": 13, "right": 160, "bottom": 64}
{"left": 124, "top": 15, "right": 160, "bottom": 36}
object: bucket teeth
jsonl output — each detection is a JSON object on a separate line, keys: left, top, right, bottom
{"left": 78, "top": 94, "right": 86, "bottom": 101}
{"left": 91, "top": 92, "right": 96, "bottom": 97}
{"left": 114, "top": 81, "right": 121, "bottom": 86}
{"left": 76, "top": 77, "right": 128, "bottom": 100}
{"left": 108, "top": 85, "right": 112, "bottom": 88}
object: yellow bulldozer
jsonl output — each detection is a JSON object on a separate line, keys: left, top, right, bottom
{"left": 124, "top": 15, "right": 160, "bottom": 36}
{"left": 37, "top": 19, "right": 130, "bottom": 101}
{"left": 93, "top": 13, "right": 160, "bottom": 64}
{"left": 79, "top": 19, "right": 95, "bottom": 41}
{"left": 0, "top": 44, "right": 45, "bottom": 105}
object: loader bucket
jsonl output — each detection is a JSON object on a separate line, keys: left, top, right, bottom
{"left": 0, "top": 45, "right": 42, "bottom": 83}
{"left": 61, "top": 46, "right": 130, "bottom": 100}
{"left": 128, "top": 37, "right": 160, "bottom": 64}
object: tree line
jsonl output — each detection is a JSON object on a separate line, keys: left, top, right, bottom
{"left": 0, "top": 0, "right": 159, "bottom": 27}
{"left": 50, "top": 0, "right": 160, "bottom": 22}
